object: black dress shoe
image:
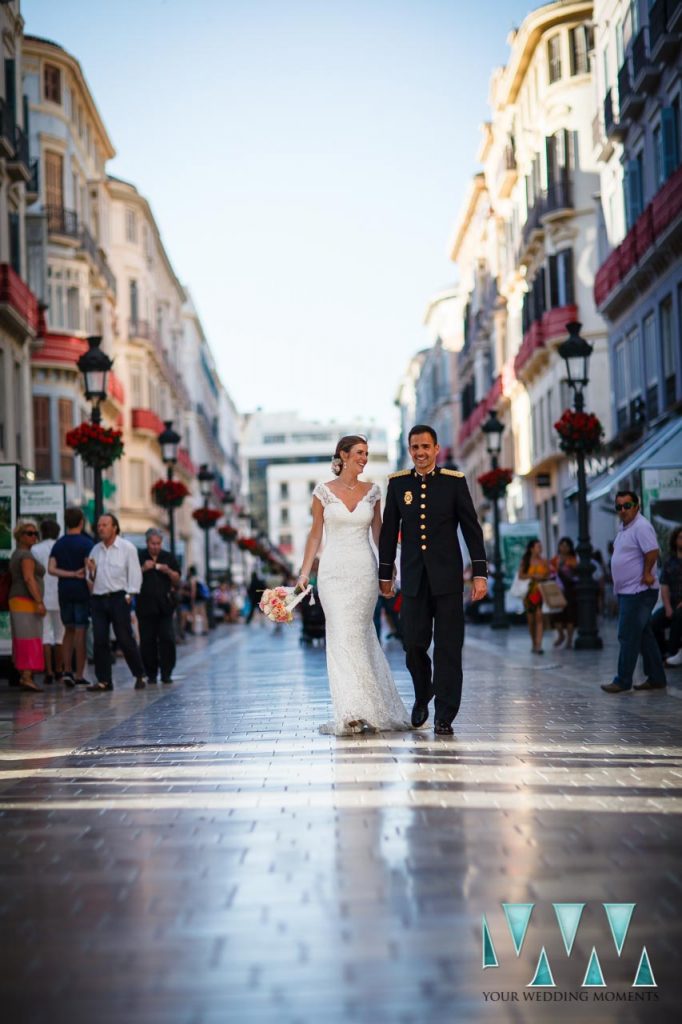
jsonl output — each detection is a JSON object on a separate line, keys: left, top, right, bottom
{"left": 161, "top": 677, "right": 173, "bottom": 685}
{"left": 87, "top": 681, "right": 113, "bottom": 692}
{"left": 434, "top": 720, "right": 454, "bottom": 735}
{"left": 411, "top": 701, "right": 429, "bottom": 727}
{"left": 134, "top": 677, "right": 147, "bottom": 690}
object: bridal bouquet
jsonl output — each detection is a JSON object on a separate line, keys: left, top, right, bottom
{"left": 259, "top": 585, "right": 312, "bottom": 623}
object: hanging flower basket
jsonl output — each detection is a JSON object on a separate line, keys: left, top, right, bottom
{"left": 152, "top": 479, "right": 190, "bottom": 509}
{"left": 192, "top": 507, "right": 222, "bottom": 530}
{"left": 219, "top": 524, "right": 238, "bottom": 542}
{"left": 66, "top": 421, "right": 124, "bottom": 469}
{"left": 554, "top": 409, "right": 604, "bottom": 455}
{"left": 477, "top": 467, "right": 513, "bottom": 501}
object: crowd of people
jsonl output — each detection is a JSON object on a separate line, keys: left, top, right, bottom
{"left": 4, "top": 509, "right": 253, "bottom": 693}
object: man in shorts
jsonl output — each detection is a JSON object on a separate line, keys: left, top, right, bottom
{"left": 32, "top": 519, "right": 64, "bottom": 684}
{"left": 49, "top": 507, "right": 94, "bottom": 686}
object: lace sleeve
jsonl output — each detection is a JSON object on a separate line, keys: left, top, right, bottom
{"left": 366, "top": 483, "right": 382, "bottom": 509}
{"left": 312, "top": 482, "right": 331, "bottom": 507}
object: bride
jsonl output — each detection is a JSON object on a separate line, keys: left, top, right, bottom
{"left": 298, "top": 434, "right": 411, "bottom": 736}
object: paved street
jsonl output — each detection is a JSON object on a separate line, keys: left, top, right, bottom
{"left": 1, "top": 620, "right": 681, "bottom": 1024}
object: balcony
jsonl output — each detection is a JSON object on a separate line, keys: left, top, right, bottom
{"left": 457, "top": 376, "right": 502, "bottom": 448}
{"left": 177, "top": 446, "right": 197, "bottom": 477}
{"left": 0, "top": 263, "right": 40, "bottom": 337}
{"left": 521, "top": 193, "right": 545, "bottom": 249}
{"left": 129, "top": 319, "right": 191, "bottom": 410}
{"left": 47, "top": 204, "right": 79, "bottom": 238}
{"left": 544, "top": 179, "right": 573, "bottom": 219}
{"left": 604, "top": 88, "right": 627, "bottom": 142}
{"left": 0, "top": 98, "right": 13, "bottom": 157}
{"left": 618, "top": 60, "right": 644, "bottom": 120}
{"left": 131, "top": 408, "right": 166, "bottom": 436}
{"left": 107, "top": 371, "right": 125, "bottom": 406}
{"left": 46, "top": 206, "right": 117, "bottom": 295}
{"left": 632, "top": 28, "right": 660, "bottom": 93}
{"left": 26, "top": 159, "right": 39, "bottom": 204}
{"left": 649, "top": 0, "right": 681, "bottom": 62}
{"left": 80, "top": 223, "right": 117, "bottom": 295}
{"left": 594, "top": 162, "right": 682, "bottom": 316}
{"left": 31, "top": 333, "right": 87, "bottom": 366}
{"left": 7, "top": 124, "right": 30, "bottom": 182}
{"left": 514, "top": 305, "right": 578, "bottom": 380}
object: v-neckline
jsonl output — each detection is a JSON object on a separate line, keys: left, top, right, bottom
{"left": 323, "top": 481, "right": 373, "bottom": 515}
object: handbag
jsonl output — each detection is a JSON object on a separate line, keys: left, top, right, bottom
{"left": 509, "top": 573, "right": 530, "bottom": 599}
{"left": 538, "top": 580, "right": 567, "bottom": 612}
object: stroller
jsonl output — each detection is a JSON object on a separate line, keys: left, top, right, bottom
{"left": 299, "top": 586, "right": 325, "bottom": 645}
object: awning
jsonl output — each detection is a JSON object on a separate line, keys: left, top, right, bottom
{"left": 586, "top": 418, "right": 682, "bottom": 503}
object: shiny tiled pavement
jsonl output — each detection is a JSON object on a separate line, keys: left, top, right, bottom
{"left": 1, "top": 622, "right": 681, "bottom": 1024}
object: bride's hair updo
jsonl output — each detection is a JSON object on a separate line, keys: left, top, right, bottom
{"left": 331, "top": 434, "right": 367, "bottom": 476}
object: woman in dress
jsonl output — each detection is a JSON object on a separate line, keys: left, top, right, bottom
{"left": 298, "top": 435, "right": 411, "bottom": 735}
{"left": 518, "top": 537, "right": 552, "bottom": 655}
{"left": 550, "top": 536, "right": 578, "bottom": 648}
{"left": 9, "top": 519, "right": 47, "bottom": 691}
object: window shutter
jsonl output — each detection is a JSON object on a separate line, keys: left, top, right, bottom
{"left": 563, "top": 249, "right": 575, "bottom": 306}
{"left": 33, "top": 396, "right": 51, "bottom": 479}
{"left": 627, "top": 159, "right": 642, "bottom": 225}
{"left": 661, "top": 108, "right": 679, "bottom": 181}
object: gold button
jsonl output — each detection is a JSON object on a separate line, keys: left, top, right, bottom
{"left": 421, "top": 544, "right": 427, "bottom": 550}
{"left": 421, "top": 483, "right": 426, "bottom": 489}
{"left": 420, "top": 504, "right": 426, "bottom": 509}
{"left": 420, "top": 526, "right": 426, "bottom": 532}
{"left": 420, "top": 514, "right": 426, "bottom": 519}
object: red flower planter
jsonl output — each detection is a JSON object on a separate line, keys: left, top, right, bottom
{"left": 66, "top": 421, "right": 124, "bottom": 469}
{"left": 192, "top": 507, "right": 222, "bottom": 529}
{"left": 477, "top": 467, "right": 513, "bottom": 501}
{"left": 554, "top": 409, "right": 604, "bottom": 455}
{"left": 152, "top": 479, "right": 190, "bottom": 509}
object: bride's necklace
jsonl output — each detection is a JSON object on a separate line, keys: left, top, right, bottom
{"left": 339, "top": 476, "right": 359, "bottom": 491}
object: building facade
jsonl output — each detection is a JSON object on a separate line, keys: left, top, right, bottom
{"left": 590, "top": 0, "right": 682, "bottom": 518}
{"left": 0, "top": 8, "right": 42, "bottom": 477}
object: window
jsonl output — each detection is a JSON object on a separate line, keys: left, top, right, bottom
{"left": 569, "top": 25, "right": 592, "bottom": 75}
{"left": 130, "top": 363, "right": 144, "bottom": 407}
{"left": 125, "top": 208, "right": 138, "bottom": 244}
{"left": 548, "top": 249, "right": 574, "bottom": 308}
{"left": 643, "top": 313, "right": 659, "bottom": 419}
{"left": 280, "top": 507, "right": 290, "bottom": 526}
{"left": 8, "top": 212, "right": 20, "bottom": 275}
{"left": 655, "top": 107, "right": 681, "bottom": 188}
{"left": 660, "top": 296, "right": 676, "bottom": 408}
{"left": 548, "top": 34, "right": 562, "bottom": 83}
{"left": 614, "top": 340, "right": 628, "bottom": 430}
{"left": 58, "top": 399, "right": 74, "bottom": 480}
{"left": 615, "top": 19, "right": 624, "bottom": 67}
{"left": 66, "top": 286, "right": 80, "bottom": 330}
{"left": 280, "top": 482, "right": 289, "bottom": 499}
{"left": 129, "top": 279, "right": 138, "bottom": 323}
{"left": 45, "top": 151, "right": 64, "bottom": 218}
{"left": 130, "top": 460, "right": 145, "bottom": 503}
{"left": 624, "top": 153, "right": 644, "bottom": 229}
{"left": 43, "top": 63, "right": 62, "bottom": 104}
{"left": 279, "top": 533, "right": 292, "bottom": 549}
{"left": 33, "top": 395, "right": 51, "bottom": 479}
{"left": 626, "top": 326, "right": 643, "bottom": 425}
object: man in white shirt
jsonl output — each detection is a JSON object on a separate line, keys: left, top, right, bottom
{"left": 85, "top": 513, "right": 147, "bottom": 692}
{"left": 32, "top": 519, "right": 64, "bottom": 684}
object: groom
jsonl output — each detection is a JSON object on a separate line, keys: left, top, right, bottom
{"left": 378, "top": 425, "right": 488, "bottom": 735}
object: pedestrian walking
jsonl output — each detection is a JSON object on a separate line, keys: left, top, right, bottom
{"left": 518, "top": 538, "right": 552, "bottom": 655}
{"left": 601, "top": 490, "right": 667, "bottom": 694}
{"left": 550, "top": 537, "right": 578, "bottom": 649}
{"left": 137, "top": 528, "right": 180, "bottom": 684}
{"left": 8, "top": 520, "right": 46, "bottom": 691}
{"left": 32, "top": 519, "right": 64, "bottom": 684}
{"left": 85, "top": 513, "right": 147, "bottom": 692}
{"left": 651, "top": 526, "right": 682, "bottom": 666}
{"left": 49, "top": 507, "right": 94, "bottom": 687}
{"left": 245, "top": 570, "right": 266, "bottom": 625}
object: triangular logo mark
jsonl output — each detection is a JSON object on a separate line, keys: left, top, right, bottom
{"left": 603, "top": 903, "right": 635, "bottom": 956}
{"left": 502, "top": 903, "right": 534, "bottom": 956}
{"left": 482, "top": 915, "right": 499, "bottom": 969}
{"left": 528, "top": 946, "right": 555, "bottom": 987}
{"left": 553, "top": 903, "right": 585, "bottom": 955}
{"left": 633, "top": 947, "right": 656, "bottom": 987}
{"left": 582, "top": 947, "right": 606, "bottom": 987}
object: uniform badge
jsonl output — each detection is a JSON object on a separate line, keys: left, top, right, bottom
{"left": 404, "top": 492, "right": 413, "bottom": 505}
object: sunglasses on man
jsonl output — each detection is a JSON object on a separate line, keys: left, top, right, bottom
{"left": 614, "top": 502, "right": 636, "bottom": 511}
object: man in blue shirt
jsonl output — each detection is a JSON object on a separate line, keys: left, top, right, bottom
{"left": 48, "top": 507, "right": 94, "bottom": 686}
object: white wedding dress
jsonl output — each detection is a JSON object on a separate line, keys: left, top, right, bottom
{"left": 313, "top": 482, "right": 411, "bottom": 736}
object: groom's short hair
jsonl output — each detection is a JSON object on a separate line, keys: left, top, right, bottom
{"left": 409, "top": 424, "right": 438, "bottom": 444}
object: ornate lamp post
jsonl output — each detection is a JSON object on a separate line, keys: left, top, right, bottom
{"left": 222, "top": 489, "right": 236, "bottom": 581}
{"left": 481, "top": 409, "right": 508, "bottom": 630}
{"left": 157, "top": 420, "right": 181, "bottom": 560}
{"left": 76, "top": 335, "right": 112, "bottom": 524}
{"left": 197, "top": 463, "right": 216, "bottom": 627}
{"left": 558, "top": 321, "right": 602, "bottom": 650}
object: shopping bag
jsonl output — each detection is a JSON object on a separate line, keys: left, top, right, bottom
{"left": 538, "top": 580, "right": 567, "bottom": 612}
{"left": 509, "top": 573, "right": 530, "bottom": 599}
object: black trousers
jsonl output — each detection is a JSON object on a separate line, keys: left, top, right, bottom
{"left": 91, "top": 592, "right": 146, "bottom": 684}
{"left": 651, "top": 605, "right": 682, "bottom": 656}
{"left": 138, "top": 612, "right": 176, "bottom": 681}
{"left": 400, "top": 572, "right": 464, "bottom": 724}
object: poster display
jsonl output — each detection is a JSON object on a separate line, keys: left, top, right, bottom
{"left": 0, "top": 464, "right": 20, "bottom": 657}
{"left": 641, "top": 467, "right": 682, "bottom": 556}
{"left": 499, "top": 519, "right": 542, "bottom": 580}
{"left": 19, "top": 483, "right": 66, "bottom": 535}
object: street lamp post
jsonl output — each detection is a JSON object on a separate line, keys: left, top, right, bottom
{"left": 558, "top": 321, "right": 602, "bottom": 650}
{"left": 77, "top": 336, "right": 112, "bottom": 524}
{"left": 481, "top": 409, "right": 508, "bottom": 630}
{"left": 198, "top": 463, "right": 216, "bottom": 627}
{"left": 158, "top": 420, "right": 181, "bottom": 560}
{"left": 222, "top": 489, "right": 235, "bottom": 581}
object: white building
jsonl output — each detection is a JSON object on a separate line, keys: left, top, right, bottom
{"left": 240, "top": 411, "right": 390, "bottom": 571}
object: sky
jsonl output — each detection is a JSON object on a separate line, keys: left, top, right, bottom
{"left": 24, "top": 0, "right": 534, "bottom": 430}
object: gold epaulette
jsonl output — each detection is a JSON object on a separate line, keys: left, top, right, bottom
{"left": 440, "top": 469, "right": 464, "bottom": 478}
{"left": 388, "top": 469, "right": 411, "bottom": 479}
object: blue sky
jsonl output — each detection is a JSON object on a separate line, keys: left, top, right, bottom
{"left": 24, "top": 0, "right": 534, "bottom": 428}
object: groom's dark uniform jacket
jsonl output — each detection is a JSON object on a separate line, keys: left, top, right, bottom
{"left": 378, "top": 467, "right": 488, "bottom": 596}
